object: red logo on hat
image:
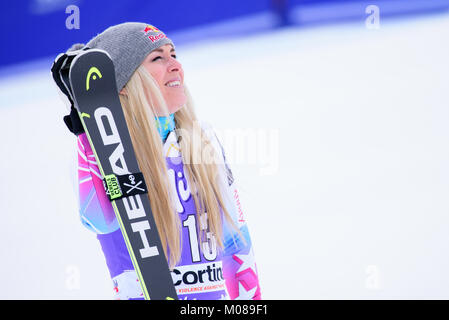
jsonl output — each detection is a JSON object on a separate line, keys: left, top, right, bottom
{"left": 149, "top": 33, "right": 167, "bottom": 42}
{"left": 143, "top": 25, "right": 160, "bottom": 33}
{"left": 142, "top": 24, "right": 167, "bottom": 43}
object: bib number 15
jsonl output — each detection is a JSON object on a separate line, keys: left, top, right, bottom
{"left": 183, "top": 214, "right": 217, "bottom": 262}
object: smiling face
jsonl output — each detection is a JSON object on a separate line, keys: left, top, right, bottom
{"left": 141, "top": 43, "right": 186, "bottom": 116}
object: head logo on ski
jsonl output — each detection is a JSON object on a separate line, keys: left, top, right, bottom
{"left": 86, "top": 66, "right": 102, "bottom": 91}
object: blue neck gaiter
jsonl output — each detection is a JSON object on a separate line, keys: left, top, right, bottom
{"left": 155, "top": 113, "right": 175, "bottom": 142}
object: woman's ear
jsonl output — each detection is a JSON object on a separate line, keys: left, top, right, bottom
{"left": 120, "top": 88, "right": 127, "bottom": 96}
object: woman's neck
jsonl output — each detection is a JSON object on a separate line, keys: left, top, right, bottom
{"left": 155, "top": 113, "right": 175, "bottom": 142}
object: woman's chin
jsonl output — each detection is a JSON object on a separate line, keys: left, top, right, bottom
{"left": 168, "top": 100, "right": 187, "bottom": 114}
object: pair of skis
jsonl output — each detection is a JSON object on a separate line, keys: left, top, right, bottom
{"left": 51, "top": 48, "right": 177, "bottom": 300}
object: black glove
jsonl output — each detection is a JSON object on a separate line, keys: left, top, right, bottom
{"left": 63, "top": 106, "right": 85, "bottom": 136}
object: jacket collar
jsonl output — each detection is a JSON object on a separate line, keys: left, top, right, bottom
{"left": 162, "top": 130, "right": 181, "bottom": 158}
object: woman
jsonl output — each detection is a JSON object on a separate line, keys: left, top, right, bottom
{"left": 72, "top": 22, "right": 261, "bottom": 300}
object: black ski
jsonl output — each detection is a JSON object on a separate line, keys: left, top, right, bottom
{"left": 65, "top": 48, "right": 177, "bottom": 300}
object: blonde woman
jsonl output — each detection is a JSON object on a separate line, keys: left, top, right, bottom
{"left": 69, "top": 22, "right": 261, "bottom": 300}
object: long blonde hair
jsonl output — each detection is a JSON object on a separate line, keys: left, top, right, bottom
{"left": 119, "top": 65, "right": 238, "bottom": 269}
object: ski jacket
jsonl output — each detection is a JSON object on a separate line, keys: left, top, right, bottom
{"left": 77, "top": 121, "right": 261, "bottom": 300}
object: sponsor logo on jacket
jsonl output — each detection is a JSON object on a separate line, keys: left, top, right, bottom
{"left": 171, "top": 262, "right": 226, "bottom": 295}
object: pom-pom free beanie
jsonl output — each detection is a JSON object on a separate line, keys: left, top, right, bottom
{"left": 68, "top": 22, "right": 174, "bottom": 92}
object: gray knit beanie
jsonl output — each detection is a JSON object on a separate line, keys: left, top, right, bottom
{"left": 68, "top": 22, "right": 174, "bottom": 92}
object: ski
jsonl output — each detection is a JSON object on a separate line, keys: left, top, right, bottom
{"left": 61, "top": 48, "right": 177, "bottom": 300}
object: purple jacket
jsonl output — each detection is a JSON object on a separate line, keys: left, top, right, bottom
{"left": 77, "top": 121, "right": 261, "bottom": 300}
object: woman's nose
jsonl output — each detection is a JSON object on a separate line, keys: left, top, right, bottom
{"left": 168, "top": 58, "right": 182, "bottom": 72}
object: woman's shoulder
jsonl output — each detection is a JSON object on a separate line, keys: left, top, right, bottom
{"left": 198, "top": 119, "right": 214, "bottom": 134}
{"left": 198, "top": 120, "right": 225, "bottom": 156}
{"left": 199, "top": 120, "right": 221, "bottom": 143}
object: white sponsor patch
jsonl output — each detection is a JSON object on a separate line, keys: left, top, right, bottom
{"left": 171, "top": 261, "right": 226, "bottom": 295}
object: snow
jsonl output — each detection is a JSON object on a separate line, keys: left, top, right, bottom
{"left": 0, "top": 11, "right": 448, "bottom": 299}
